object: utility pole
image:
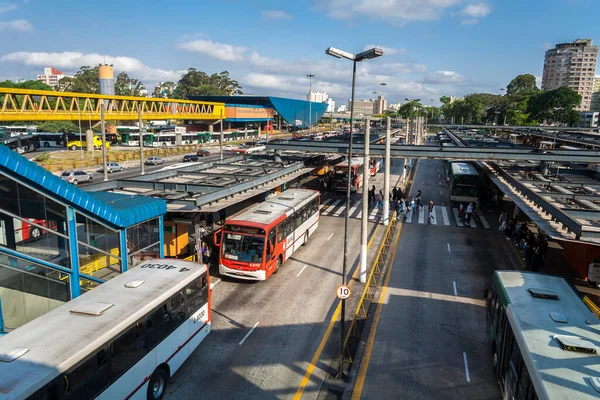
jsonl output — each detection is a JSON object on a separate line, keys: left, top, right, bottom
{"left": 360, "top": 118, "right": 370, "bottom": 283}
{"left": 220, "top": 108, "right": 224, "bottom": 160}
{"left": 138, "top": 107, "right": 145, "bottom": 175}
{"left": 307, "top": 73, "right": 315, "bottom": 134}
{"left": 100, "top": 103, "right": 108, "bottom": 182}
{"left": 383, "top": 117, "right": 391, "bottom": 226}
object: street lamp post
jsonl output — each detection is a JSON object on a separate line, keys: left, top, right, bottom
{"left": 307, "top": 74, "right": 315, "bottom": 134}
{"left": 494, "top": 110, "right": 500, "bottom": 137}
{"left": 326, "top": 46, "right": 383, "bottom": 379}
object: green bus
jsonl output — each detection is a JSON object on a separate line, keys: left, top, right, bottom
{"left": 486, "top": 271, "right": 600, "bottom": 400}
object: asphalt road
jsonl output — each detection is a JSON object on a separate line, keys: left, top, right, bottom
{"left": 357, "top": 159, "right": 510, "bottom": 399}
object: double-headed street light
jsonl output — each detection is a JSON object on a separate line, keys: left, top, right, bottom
{"left": 325, "top": 46, "right": 383, "bottom": 379}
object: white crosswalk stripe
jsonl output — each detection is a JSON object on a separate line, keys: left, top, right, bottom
{"left": 418, "top": 209, "right": 425, "bottom": 224}
{"left": 441, "top": 206, "right": 450, "bottom": 225}
{"left": 452, "top": 208, "right": 464, "bottom": 227}
{"left": 477, "top": 211, "right": 490, "bottom": 229}
{"left": 348, "top": 201, "right": 361, "bottom": 218}
{"left": 369, "top": 208, "right": 379, "bottom": 220}
{"left": 321, "top": 199, "right": 341, "bottom": 215}
{"left": 319, "top": 199, "right": 332, "bottom": 210}
{"left": 333, "top": 203, "right": 346, "bottom": 216}
{"left": 430, "top": 207, "right": 437, "bottom": 225}
{"left": 405, "top": 210, "right": 413, "bottom": 223}
{"left": 469, "top": 216, "right": 478, "bottom": 228}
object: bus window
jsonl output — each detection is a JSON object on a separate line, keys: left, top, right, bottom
{"left": 277, "top": 222, "right": 285, "bottom": 243}
{"left": 145, "top": 304, "right": 172, "bottom": 350}
{"left": 110, "top": 322, "right": 146, "bottom": 381}
{"left": 266, "top": 229, "right": 276, "bottom": 260}
{"left": 170, "top": 291, "right": 186, "bottom": 328}
{"left": 64, "top": 348, "right": 110, "bottom": 399}
{"left": 185, "top": 275, "right": 208, "bottom": 317}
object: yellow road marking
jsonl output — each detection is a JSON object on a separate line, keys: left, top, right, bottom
{"left": 294, "top": 218, "right": 380, "bottom": 398}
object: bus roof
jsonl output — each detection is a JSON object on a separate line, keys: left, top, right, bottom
{"left": 227, "top": 189, "right": 319, "bottom": 228}
{"left": 495, "top": 271, "right": 600, "bottom": 400}
{"left": 335, "top": 157, "right": 363, "bottom": 168}
{"left": 0, "top": 259, "right": 206, "bottom": 400}
{"left": 450, "top": 162, "right": 478, "bottom": 176}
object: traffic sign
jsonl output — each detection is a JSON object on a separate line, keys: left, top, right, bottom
{"left": 336, "top": 285, "right": 352, "bottom": 300}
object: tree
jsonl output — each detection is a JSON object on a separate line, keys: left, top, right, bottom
{"left": 527, "top": 86, "right": 582, "bottom": 125}
{"left": 114, "top": 71, "right": 145, "bottom": 96}
{"left": 173, "top": 68, "right": 243, "bottom": 98}
{"left": 397, "top": 101, "right": 422, "bottom": 118}
{"left": 506, "top": 74, "right": 539, "bottom": 96}
{"left": 56, "top": 66, "right": 99, "bottom": 93}
{"left": 152, "top": 81, "right": 176, "bottom": 98}
{"left": 37, "top": 121, "right": 79, "bottom": 133}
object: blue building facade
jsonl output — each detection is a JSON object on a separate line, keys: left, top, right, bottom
{"left": 0, "top": 146, "right": 167, "bottom": 333}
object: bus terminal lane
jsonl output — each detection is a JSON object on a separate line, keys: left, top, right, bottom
{"left": 165, "top": 159, "right": 408, "bottom": 399}
{"left": 349, "top": 158, "right": 508, "bottom": 400}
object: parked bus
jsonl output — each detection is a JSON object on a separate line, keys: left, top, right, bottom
{"left": 34, "top": 132, "right": 66, "bottom": 148}
{"left": 215, "top": 189, "right": 320, "bottom": 281}
{"left": 449, "top": 162, "right": 480, "bottom": 202}
{"left": 333, "top": 157, "right": 381, "bottom": 192}
{"left": 0, "top": 125, "right": 36, "bottom": 138}
{"left": 1, "top": 135, "right": 39, "bottom": 154}
{"left": 0, "top": 258, "right": 211, "bottom": 400}
{"left": 485, "top": 270, "right": 600, "bottom": 400}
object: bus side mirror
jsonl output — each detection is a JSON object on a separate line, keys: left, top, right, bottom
{"left": 213, "top": 229, "right": 221, "bottom": 247}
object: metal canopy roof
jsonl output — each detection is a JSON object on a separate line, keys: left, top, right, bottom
{"left": 83, "top": 154, "right": 317, "bottom": 213}
{"left": 0, "top": 145, "right": 166, "bottom": 228}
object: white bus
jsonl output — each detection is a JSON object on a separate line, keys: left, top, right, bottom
{"left": 215, "top": 189, "right": 320, "bottom": 281}
{"left": 34, "top": 132, "right": 66, "bottom": 148}
{"left": 0, "top": 259, "right": 211, "bottom": 400}
{"left": 486, "top": 271, "right": 600, "bottom": 400}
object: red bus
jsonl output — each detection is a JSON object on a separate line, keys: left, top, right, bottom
{"left": 333, "top": 157, "right": 382, "bottom": 191}
{"left": 215, "top": 189, "right": 320, "bottom": 280}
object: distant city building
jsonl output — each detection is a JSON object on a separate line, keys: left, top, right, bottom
{"left": 579, "top": 111, "right": 599, "bottom": 127}
{"left": 307, "top": 91, "right": 329, "bottom": 103}
{"left": 326, "top": 98, "right": 335, "bottom": 113}
{"left": 373, "top": 95, "right": 387, "bottom": 115}
{"left": 348, "top": 99, "right": 374, "bottom": 116}
{"left": 542, "top": 39, "right": 599, "bottom": 111}
{"left": 591, "top": 76, "right": 600, "bottom": 112}
{"left": 337, "top": 104, "right": 348, "bottom": 112}
{"left": 36, "top": 67, "right": 71, "bottom": 88}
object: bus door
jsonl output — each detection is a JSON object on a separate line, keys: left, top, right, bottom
{"left": 266, "top": 228, "right": 276, "bottom": 270}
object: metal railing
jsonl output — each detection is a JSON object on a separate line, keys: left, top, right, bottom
{"left": 342, "top": 210, "right": 398, "bottom": 364}
{"left": 583, "top": 295, "right": 600, "bottom": 319}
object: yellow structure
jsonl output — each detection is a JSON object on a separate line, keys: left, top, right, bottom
{"left": 0, "top": 88, "right": 225, "bottom": 122}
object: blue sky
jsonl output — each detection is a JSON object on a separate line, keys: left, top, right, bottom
{"left": 1, "top": 0, "right": 599, "bottom": 106}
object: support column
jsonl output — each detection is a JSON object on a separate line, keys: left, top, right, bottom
{"left": 360, "top": 118, "right": 370, "bottom": 284}
{"left": 66, "top": 207, "right": 81, "bottom": 298}
{"left": 159, "top": 215, "right": 165, "bottom": 258}
{"left": 383, "top": 117, "right": 391, "bottom": 226}
{"left": 175, "top": 132, "right": 183, "bottom": 146}
{"left": 120, "top": 230, "right": 129, "bottom": 272}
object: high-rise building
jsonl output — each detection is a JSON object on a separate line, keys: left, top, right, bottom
{"left": 541, "top": 39, "right": 599, "bottom": 111}
{"left": 348, "top": 99, "right": 374, "bottom": 116}
{"left": 326, "top": 98, "right": 335, "bottom": 113}
{"left": 373, "top": 95, "right": 387, "bottom": 114}
{"left": 36, "top": 67, "right": 72, "bottom": 88}
{"left": 307, "top": 91, "right": 329, "bottom": 103}
{"left": 590, "top": 76, "right": 600, "bottom": 112}
{"left": 337, "top": 104, "right": 348, "bottom": 112}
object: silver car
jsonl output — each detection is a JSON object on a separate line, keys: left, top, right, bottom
{"left": 60, "top": 170, "right": 93, "bottom": 185}
{"left": 99, "top": 162, "right": 123, "bottom": 173}
{"left": 144, "top": 156, "right": 164, "bottom": 165}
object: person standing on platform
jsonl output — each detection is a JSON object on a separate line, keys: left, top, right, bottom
{"left": 466, "top": 202, "right": 474, "bottom": 225}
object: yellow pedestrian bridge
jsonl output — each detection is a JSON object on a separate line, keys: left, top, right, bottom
{"left": 0, "top": 88, "right": 225, "bottom": 122}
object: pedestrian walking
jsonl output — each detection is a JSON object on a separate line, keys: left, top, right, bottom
{"left": 392, "top": 187, "right": 398, "bottom": 202}
{"left": 428, "top": 200, "right": 435, "bottom": 223}
{"left": 466, "top": 202, "right": 474, "bottom": 225}
{"left": 416, "top": 190, "right": 423, "bottom": 209}
{"left": 369, "top": 185, "right": 376, "bottom": 207}
{"left": 458, "top": 203, "right": 465, "bottom": 224}
{"left": 318, "top": 177, "right": 325, "bottom": 192}
{"left": 376, "top": 190, "right": 384, "bottom": 208}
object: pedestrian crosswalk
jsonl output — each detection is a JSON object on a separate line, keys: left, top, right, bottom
{"left": 320, "top": 199, "right": 491, "bottom": 229}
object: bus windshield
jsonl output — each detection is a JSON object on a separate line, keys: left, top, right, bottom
{"left": 222, "top": 231, "right": 265, "bottom": 263}
{"left": 452, "top": 174, "right": 479, "bottom": 197}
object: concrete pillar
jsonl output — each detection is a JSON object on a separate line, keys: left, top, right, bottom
{"left": 85, "top": 130, "right": 94, "bottom": 152}
{"left": 383, "top": 117, "right": 391, "bottom": 226}
{"left": 360, "top": 118, "right": 370, "bottom": 284}
{"left": 227, "top": 121, "right": 232, "bottom": 130}
{"left": 208, "top": 124, "right": 214, "bottom": 133}
{"left": 175, "top": 133, "right": 182, "bottom": 146}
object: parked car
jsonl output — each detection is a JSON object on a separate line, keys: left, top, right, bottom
{"left": 60, "top": 170, "right": 93, "bottom": 185}
{"left": 196, "top": 149, "right": 210, "bottom": 157}
{"left": 144, "top": 156, "right": 164, "bottom": 165}
{"left": 98, "top": 162, "right": 123, "bottom": 173}
{"left": 183, "top": 154, "right": 199, "bottom": 162}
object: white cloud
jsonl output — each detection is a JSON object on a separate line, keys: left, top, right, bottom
{"left": 0, "top": 51, "right": 184, "bottom": 82}
{"left": 178, "top": 39, "right": 246, "bottom": 62}
{"left": 0, "top": 2, "right": 17, "bottom": 13}
{"left": 461, "top": 3, "right": 491, "bottom": 18}
{"left": 362, "top": 44, "right": 406, "bottom": 56}
{"left": 323, "top": 0, "right": 461, "bottom": 25}
{"left": 461, "top": 18, "right": 479, "bottom": 25}
{"left": 381, "top": 62, "right": 427, "bottom": 74}
{"left": 535, "top": 75, "right": 542, "bottom": 89}
{"left": 424, "top": 70, "right": 464, "bottom": 84}
{"left": 261, "top": 10, "right": 291, "bottom": 19}
{"left": 0, "top": 19, "right": 31, "bottom": 31}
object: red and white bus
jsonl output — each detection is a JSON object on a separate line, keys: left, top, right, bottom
{"left": 215, "top": 189, "right": 320, "bottom": 281}
{"left": 333, "top": 157, "right": 382, "bottom": 192}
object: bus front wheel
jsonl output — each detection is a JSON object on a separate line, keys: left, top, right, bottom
{"left": 147, "top": 367, "right": 168, "bottom": 400}
{"left": 70, "top": 145, "right": 78, "bottom": 151}
{"left": 274, "top": 257, "right": 282, "bottom": 274}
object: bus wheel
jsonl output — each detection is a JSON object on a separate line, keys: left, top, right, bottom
{"left": 30, "top": 227, "right": 41, "bottom": 239}
{"left": 147, "top": 367, "right": 168, "bottom": 400}
{"left": 70, "top": 145, "right": 78, "bottom": 151}
{"left": 274, "top": 257, "right": 282, "bottom": 274}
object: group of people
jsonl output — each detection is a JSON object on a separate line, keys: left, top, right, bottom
{"left": 499, "top": 213, "right": 548, "bottom": 272}
{"left": 457, "top": 202, "right": 476, "bottom": 225}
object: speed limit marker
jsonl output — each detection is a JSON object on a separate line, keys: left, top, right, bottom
{"left": 336, "top": 285, "right": 352, "bottom": 300}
